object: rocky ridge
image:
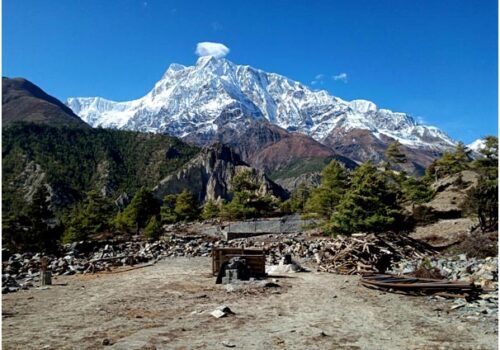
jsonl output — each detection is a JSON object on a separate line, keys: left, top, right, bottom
{"left": 152, "top": 142, "right": 288, "bottom": 202}
{"left": 3, "top": 77, "right": 88, "bottom": 128}
{"left": 67, "top": 57, "right": 456, "bottom": 173}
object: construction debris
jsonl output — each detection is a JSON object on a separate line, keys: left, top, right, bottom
{"left": 360, "top": 274, "right": 480, "bottom": 298}
{"left": 211, "top": 305, "right": 234, "bottom": 318}
{"left": 261, "top": 232, "right": 436, "bottom": 275}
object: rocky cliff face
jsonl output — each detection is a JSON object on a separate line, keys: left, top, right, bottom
{"left": 152, "top": 143, "right": 288, "bottom": 202}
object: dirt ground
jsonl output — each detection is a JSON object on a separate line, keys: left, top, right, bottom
{"left": 410, "top": 218, "right": 474, "bottom": 247}
{"left": 2, "top": 257, "right": 497, "bottom": 350}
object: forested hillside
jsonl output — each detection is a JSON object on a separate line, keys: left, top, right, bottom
{"left": 2, "top": 122, "right": 199, "bottom": 216}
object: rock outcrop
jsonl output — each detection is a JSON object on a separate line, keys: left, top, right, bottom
{"left": 153, "top": 143, "right": 288, "bottom": 202}
{"left": 426, "top": 170, "right": 480, "bottom": 218}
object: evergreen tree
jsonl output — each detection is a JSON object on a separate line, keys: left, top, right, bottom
{"left": 114, "top": 187, "right": 159, "bottom": 234}
{"left": 330, "top": 162, "right": 403, "bottom": 235}
{"left": 2, "top": 186, "right": 61, "bottom": 252}
{"left": 461, "top": 176, "right": 498, "bottom": 232}
{"left": 174, "top": 190, "right": 200, "bottom": 222}
{"left": 144, "top": 215, "right": 162, "bottom": 240}
{"left": 479, "top": 135, "right": 498, "bottom": 161}
{"left": 385, "top": 141, "right": 407, "bottom": 166}
{"left": 281, "top": 183, "right": 311, "bottom": 214}
{"left": 62, "top": 191, "right": 115, "bottom": 243}
{"left": 400, "top": 176, "right": 434, "bottom": 206}
{"left": 427, "top": 142, "right": 473, "bottom": 180}
{"left": 304, "top": 160, "right": 349, "bottom": 219}
{"left": 160, "top": 194, "right": 178, "bottom": 223}
{"left": 473, "top": 135, "right": 498, "bottom": 178}
{"left": 221, "top": 170, "right": 278, "bottom": 220}
{"left": 201, "top": 199, "right": 220, "bottom": 220}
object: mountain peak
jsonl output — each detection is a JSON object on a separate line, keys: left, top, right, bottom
{"left": 67, "top": 58, "right": 455, "bottom": 152}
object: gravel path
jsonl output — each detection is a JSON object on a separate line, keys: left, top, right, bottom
{"left": 2, "top": 257, "right": 497, "bottom": 349}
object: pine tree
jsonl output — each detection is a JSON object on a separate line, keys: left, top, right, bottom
{"left": 144, "top": 216, "right": 162, "bottom": 240}
{"left": 201, "top": 199, "right": 220, "bottom": 220}
{"left": 160, "top": 194, "right": 178, "bottom": 223}
{"left": 428, "top": 142, "right": 473, "bottom": 180}
{"left": 473, "top": 135, "right": 498, "bottom": 177}
{"left": 221, "top": 170, "right": 278, "bottom": 220}
{"left": 462, "top": 176, "right": 498, "bottom": 232}
{"left": 330, "top": 162, "right": 403, "bottom": 235}
{"left": 282, "top": 183, "right": 311, "bottom": 214}
{"left": 304, "top": 160, "right": 349, "bottom": 219}
{"left": 400, "top": 176, "right": 434, "bottom": 205}
{"left": 174, "top": 190, "right": 200, "bottom": 222}
{"left": 114, "top": 187, "right": 159, "bottom": 234}
{"left": 62, "top": 191, "right": 115, "bottom": 243}
{"left": 3, "top": 186, "right": 61, "bottom": 252}
{"left": 385, "top": 141, "right": 407, "bottom": 166}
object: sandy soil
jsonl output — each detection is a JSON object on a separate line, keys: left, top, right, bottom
{"left": 2, "top": 257, "right": 497, "bottom": 350}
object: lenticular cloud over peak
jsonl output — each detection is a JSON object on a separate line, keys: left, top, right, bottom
{"left": 195, "top": 42, "right": 230, "bottom": 58}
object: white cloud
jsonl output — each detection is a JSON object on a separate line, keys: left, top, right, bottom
{"left": 332, "top": 72, "right": 348, "bottom": 83}
{"left": 311, "top": 73, "right": 325, "bottom": 85}
{"left": 195, "top": 42, "right": 230, "bottom": 58}
{"left": 416, "top": 116, "right": 426, "bottom": 125}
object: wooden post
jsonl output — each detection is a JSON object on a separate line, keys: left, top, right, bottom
{"left": 40, "top": 256, "right": 52, "bottom": 286}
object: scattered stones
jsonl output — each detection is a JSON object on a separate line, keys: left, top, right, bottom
{"left": 391, "top": 256, "right": 498, "bottom": 321}
{"left": 211, "top": 305, "right": 234, "bottom": 319}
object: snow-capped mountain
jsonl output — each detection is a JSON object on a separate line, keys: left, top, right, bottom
{"left": 467, "top": 139, "right": 486, "bottom": 153}
{"left": 67, "top": 56, "right": 455, "bottom": 152}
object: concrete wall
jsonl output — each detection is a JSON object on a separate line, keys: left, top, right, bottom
{"left": 215, "top": 215, "right": 315, "bottom": 240}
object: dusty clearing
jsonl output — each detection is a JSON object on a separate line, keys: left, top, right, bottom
{"left": 2, "top": 257, "right": 497, "bottom": 350}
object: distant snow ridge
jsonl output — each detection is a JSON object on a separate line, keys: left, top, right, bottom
{"left": 467, "top": 139, "right": 486, "bottom": 153}
{"left": 67, "top": 56, "right": 455, "bottom": 149}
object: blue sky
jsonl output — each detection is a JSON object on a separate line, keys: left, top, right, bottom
{"left": 3, "top": 0, "right": 497, "bottom": 143}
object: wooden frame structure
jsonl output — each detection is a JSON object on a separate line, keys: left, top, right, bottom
{"left": 212, "top": 247, "right": 266, "bottom": 277}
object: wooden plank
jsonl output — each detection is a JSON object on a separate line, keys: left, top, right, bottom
{"left": 212, "top": 249, "right": 266, "bottom": 276}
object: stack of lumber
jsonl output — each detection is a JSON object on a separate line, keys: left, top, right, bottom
{"left": 314, "top": 232, "right": 436, "bottom": 275}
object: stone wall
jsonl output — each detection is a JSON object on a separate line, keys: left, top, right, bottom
{"left": 213, "top": 215, "right": 315, "bottom": 240}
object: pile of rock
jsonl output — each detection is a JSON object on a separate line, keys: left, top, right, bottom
{"left": 3, "top": 231, "right": 439, "bottom": 293}
{"left": 390, "top": 255, "right": 498, "bottom": 289}
{"left": 391, "top": 256, "right": 498, "bottom": 319}
{"left": 2, "top": 238, "right": 215, "bottom": 293}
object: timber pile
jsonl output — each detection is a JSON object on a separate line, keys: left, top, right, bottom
{"left": 259, "top": 232, "right": 436, "bottom": 275}
{"left": 315, "top": 232, "right": 436, "bottom": 274}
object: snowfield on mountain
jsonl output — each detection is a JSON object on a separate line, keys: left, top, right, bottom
{"left": 67, "top": 56, "right": 455, "bottom": 152}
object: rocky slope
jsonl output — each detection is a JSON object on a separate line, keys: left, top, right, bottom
{"left": 2, "top": 123, "right": 198, "bottom": 214}
{"left": 3, "top": 77, "right": 88, "bottom": 128}
{"left": 153, "top": 143, "right": 288, "bottom": 202}
{"left": 67, "top": 56, "right": 456, "bottom": 172}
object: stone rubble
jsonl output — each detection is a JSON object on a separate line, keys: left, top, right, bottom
{"left": 2, "top": 232, "right": 429, "bottom": 292}
{"left": 390, "top": 256, "right": 498, "bottom": 320}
